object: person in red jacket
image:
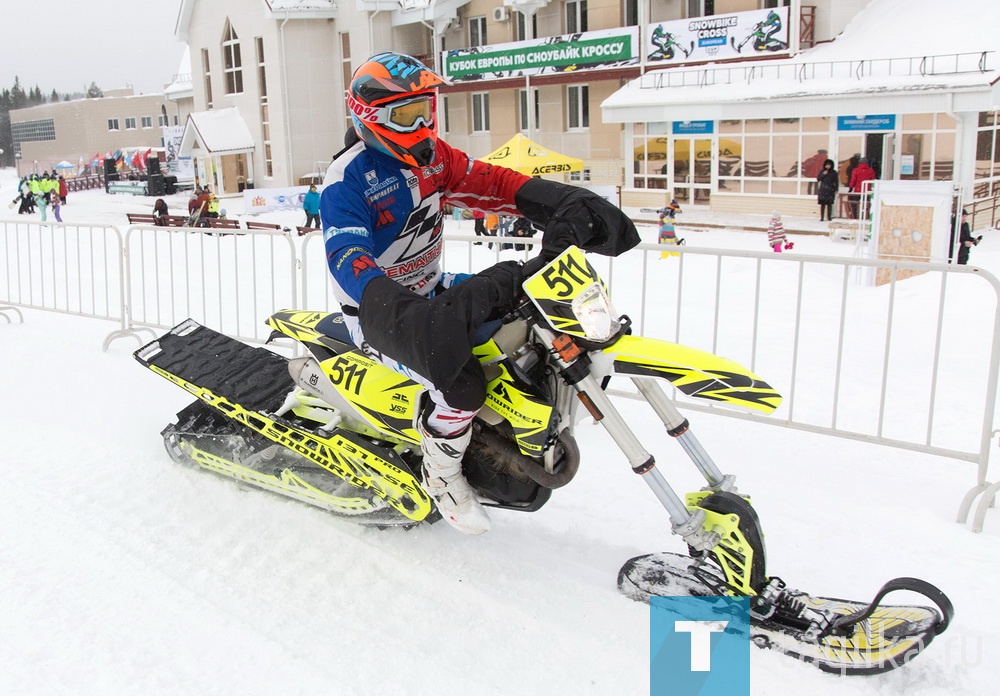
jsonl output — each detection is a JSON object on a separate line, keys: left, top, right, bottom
{"left": 848, "top": 157, "right": 877, "bottom": 219}
{"left": 321, "top": 52, "right": 639, "bottom": 535}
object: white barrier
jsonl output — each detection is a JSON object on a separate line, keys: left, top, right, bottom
{"left": 0, "top": 220, "right": 126, "bottom": 340}
{"left": 4, "top": 219, "right": 999, "bottom": 531}
{"left": 122, "top": 224, "right": 299, "bottom": 345}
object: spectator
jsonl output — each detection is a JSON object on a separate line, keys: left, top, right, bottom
{"left": 484, "top": 212, "right": 500, "bottom": 250}
{"left": 767, "top": 210, "right": 792, "bottom": 253}
{"left": 51, "top": 192, "right": 62, "bottom": 223}
{"left": 951, "top": 209, "right": 981, "bottom": 265}
{"left": 815, "top": 159, "right": 840, "bottom": 222}
{"left": 37, "top": 187, "right": 49, "bottom": 223}
{"left": 657, "top": 198, "right": 683, "bottom": 259}
{"left": 510, "top": 216, "right": 538, "bottom": 252}
{"left": 472, "top": 209, "right": 486, "bottom": 245}
{"left": 153, "top": 198, "right": 169, "bottom": 226}
{"left": 303, "top": 184, "right": 321, "bottom": 229}
{"left": 848, "top": 157, "right": 877, "bottom": 219}
{"left": 58, "top": 175, "right": 68, "bottom": 205}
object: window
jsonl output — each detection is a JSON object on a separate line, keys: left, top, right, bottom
{"left": 158, "top": 114, "right": 169, "bottom": 127}
{"left": 570, "top": 169, "right": 591, "bottom": 182}
{"left": 469, "top": 16, "right": 487, "bottom": 47}
{"left": 566, "top": 0, "right": 588, "bottom": 33}
{"left": 141, "top": 116, "right": 153, "bottom": 128}
{"left": 125, "top": 117, "right": 137, "bottom": 130}
{"left": 108, "top": 118, "right": 120, "bottom": 131}
{"left": 222, "top": 21, "right": 244, "bottom": 94}
{"left": 624, "top": 0, "right": 639, "bottom": 26}
{"left": 687, "top": 0, "right": 714, "bottom": 17}
{"left": 472, "top": 93, "right": 490, "bottom": 132}
{"left": 567, "top": 85, "right": 589, "bottom": 129}
{"left": 257, "top": 36, "right": 272, "bottom": 178}
{"left": 515, "top": 11, "right": 537, "bottom": 40}
{"left": 442, "top": 95, "right": 451, "bottom": 134}
{"left": 11, "top": 118, "right": 56, "bottom": 144}
{"left": 202, "top": 48, "right": 213, "bottom": 109}
{"left": 518, "top": 89, "right": 539, "bottom": 133}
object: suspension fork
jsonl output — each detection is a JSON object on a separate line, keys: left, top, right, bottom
{"left": 630, "top": 378, "right": 737, "bottom": 494}
{"left": 536, "top": 326, "right": 719, "bottom": 551}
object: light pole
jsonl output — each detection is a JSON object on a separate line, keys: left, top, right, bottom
{"left": 14, "top": 152, "right": 22, "bottom": 178}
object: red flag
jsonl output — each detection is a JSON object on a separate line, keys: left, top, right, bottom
{"left": 132, "top": 151, "right": 142, "bottom": 169}
{"left": 142, "top": 148, "right": 152, "bottom": 167}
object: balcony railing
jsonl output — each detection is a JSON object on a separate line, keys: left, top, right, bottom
{"left": 639, "top": 51, "right": 996, "bottom": 90}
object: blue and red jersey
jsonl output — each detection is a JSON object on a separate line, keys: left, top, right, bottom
{"left": 320, "top": 138, "right": 529, "bottom": 306}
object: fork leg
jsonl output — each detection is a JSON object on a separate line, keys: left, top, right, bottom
{"left": 630, "top": 378, "right": 734, "bottom": 491}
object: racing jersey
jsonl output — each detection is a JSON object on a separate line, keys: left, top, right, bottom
{"left": 320, "top": 138, "right": 530, "bottom": 307}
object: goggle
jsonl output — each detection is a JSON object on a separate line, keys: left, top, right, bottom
{"left": 379, "top": 95, "right": 435, "bottom": 133}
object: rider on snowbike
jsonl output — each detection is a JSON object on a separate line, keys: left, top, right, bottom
{"left": 319, "top": 52, "right": 639, "bottom": 535}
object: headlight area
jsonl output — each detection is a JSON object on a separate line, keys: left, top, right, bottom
{"left": 572, "top": 283, "right": 621, "bottom": 343}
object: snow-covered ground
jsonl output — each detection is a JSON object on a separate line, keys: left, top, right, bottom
{"left": 2, "top": 169, "right": 999, "bottom": 695}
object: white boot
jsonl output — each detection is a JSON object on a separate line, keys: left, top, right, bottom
{"left": 419, "top": 422, "right": 491, "bottom": 535}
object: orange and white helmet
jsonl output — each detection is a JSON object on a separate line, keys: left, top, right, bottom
{"left": 347, "top": 52, "right": 447, "bottom": 168}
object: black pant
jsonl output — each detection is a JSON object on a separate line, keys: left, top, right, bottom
{"left": 820, "top": 203, "right": 833, "bottom": 221}
{"left": 305, "top": 213, "right": 321, "bottom": 229}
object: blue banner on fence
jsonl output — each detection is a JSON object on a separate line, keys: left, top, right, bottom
{"left": 650, "top": 596, "right": 750, "bottom": 696}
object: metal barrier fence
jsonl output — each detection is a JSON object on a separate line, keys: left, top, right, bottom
{"left": 3, "top": 221, "right": 999, "bottom": 531}
{"left": 122, "top": 224, "right": 299, "bottom": 345}
{"left": 0, "top": 220, "right": 127, "bottom": 339}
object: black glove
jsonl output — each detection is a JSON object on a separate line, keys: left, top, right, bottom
{"left": 515, "top": 178, "right": 640, "bottom": 259}
{"left": 358, "top": 262, "right": 523, "bottom": 390}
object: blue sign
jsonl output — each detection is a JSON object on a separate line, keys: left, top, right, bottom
{"left": 837, "top": 114, "right": 896, "bottom": 131}
{"left": 673, "top": 120, "right": 715, "bottom": 135}
{"left": 650, "top": 596, "right": 750, "bottom": 696}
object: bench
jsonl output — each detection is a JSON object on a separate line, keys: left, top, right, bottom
{"left": 245, "top": 221, "right": 282, "bottom": 231}
{"left": 296, "top": 226, "right": 321, "bottom": 236}
{"left": 206, "top": 218, "right": 241, "bottom": 230}
{"left": 162, "top": 215, "right": 190, "bottom": 227}
{"left": 126, "top": 213, "right": 158, "bottom": 225}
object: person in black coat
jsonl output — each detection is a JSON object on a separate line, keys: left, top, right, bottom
{"left": 951, "top": 209, "right": 981, "bottom": 265}
{"left": 815, "top": 158, "right": 840, "bottom": 221}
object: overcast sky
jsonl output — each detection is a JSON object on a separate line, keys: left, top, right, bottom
{"left": 0, "top": 0, "right": 185, "bottom": 96}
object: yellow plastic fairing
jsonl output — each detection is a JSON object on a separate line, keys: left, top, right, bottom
{"left": 605, "top": 335, "right": 782, "bottom": 414}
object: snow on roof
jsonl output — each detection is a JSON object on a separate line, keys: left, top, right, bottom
{"left": 182, "top": 107, "right": 255, "bottom": 155}
{"left": 603, "top": 0, "right": 1000, "bottom": 122}
{"left": 163, "top": 46, "right": 193, "bottom": 98}
{"left": 264, "top": 0, "right": 337, "bottom": 12}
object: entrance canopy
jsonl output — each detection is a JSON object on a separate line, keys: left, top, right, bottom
{"left": 179, "top": 107, "right": 255, "bottom": 156}
{"left": 479, "top": 133, "right": 583, "bottom": 176}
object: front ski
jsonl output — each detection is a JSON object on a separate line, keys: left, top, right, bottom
{"left": 619, "top": 552, "right": 953, "bottom": 675}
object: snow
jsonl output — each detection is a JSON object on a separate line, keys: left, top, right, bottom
{"left": 184, "top": 108, "right": 256, "bottom": 155}
{"left": 603, "top": 0, "right": 1000, "bottom": 114}
{"left": 2, "top": 168, "right": 999, "bottom": 695}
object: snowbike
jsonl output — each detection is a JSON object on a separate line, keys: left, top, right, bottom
{"left": 732, "top": 17, "right": 788, "bottom": 54}
{"left": 135, "top": 245, "right": 953, "bottom": 675}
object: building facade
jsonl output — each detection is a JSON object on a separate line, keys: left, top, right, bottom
{"left": 10, "top": 89, "right": 181, "bottom": 177}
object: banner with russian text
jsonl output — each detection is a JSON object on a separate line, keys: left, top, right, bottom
{"left": 442, "top": 26, "right": 639, "bottom": 83}
{"left": 647, "top": 6, "right": 789, "bottom": 65}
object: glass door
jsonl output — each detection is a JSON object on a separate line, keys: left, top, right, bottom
{"left": 671, "top": 137, "right": 713, "bottom": 206}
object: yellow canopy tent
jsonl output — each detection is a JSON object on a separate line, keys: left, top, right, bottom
{"left": 479, "top": 133, "right": 584, "bottom": 176}
{"left": 633, "top": 137, "right": 742, "bottom": 161}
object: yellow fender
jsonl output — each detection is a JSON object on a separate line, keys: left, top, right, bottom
{"left": 603, "top": 335, "right": 782, "bottom": 414}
